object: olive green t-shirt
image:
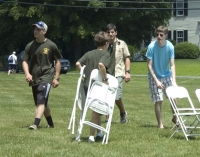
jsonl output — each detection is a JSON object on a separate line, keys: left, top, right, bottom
{"left": 22, "top": 39, "right": 62, "bottom": 86}
{"left": 107, "top": 42, "right": 116, "bottom": 76}
{"left": 78, "top": 49, "right": 110, "bottom": 89}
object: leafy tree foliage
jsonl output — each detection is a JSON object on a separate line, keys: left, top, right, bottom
{"left": 0, "top": 0, "right": 172, "bottom": 62}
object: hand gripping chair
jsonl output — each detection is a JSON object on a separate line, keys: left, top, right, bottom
{"left": 76, "top": 69, "right": 118, "bottom": 144}
{"left": 68, "top": 65, "right": 86, "bottom": 134}
{"left": 166, "top": 86, "right": 200, "bottom": 140}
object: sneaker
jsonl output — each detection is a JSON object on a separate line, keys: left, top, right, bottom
{"left": 95, "top": 135, "right": 103, "bottom": 142}
{"left": 120, "top": 111, "right": 127, "bottom": 123}
{"left": 88, "top": 139, "right": 95, "bottom": 143}
{"left": 46, "top": 125, "right": 54, "bottom": 128}
{"left": 29, "top": 124, "right": 37, "bottom": 130}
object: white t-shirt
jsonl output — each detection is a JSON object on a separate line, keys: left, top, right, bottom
{"left": 8, "top": 54, "right": 17, "bottom": 64}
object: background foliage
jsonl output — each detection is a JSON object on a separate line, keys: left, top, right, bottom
{"left": 0, "top": 0, "right": 172, "bottom": 62}
{"left": 175, "top": 42, "right": 200, "bottom": 59}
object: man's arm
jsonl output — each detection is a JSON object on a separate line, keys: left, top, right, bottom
{"left": 170, "top": 58, "right": 177, "bottom": 86}
{"left": 76, "top": 62, "right": 82, "bottom": 71}
{"left": 52, "top": 59, "right": 61, "bottom": 88}
{"left": 22, "top": 61, "right": 33, "bottom": 82}
{"left": 125, "top": 57, "right": 131, "bottom": 83}
{"left": 147, "top": 59, "right": 164, "bottom": 89}
{"left": 98, "top": 62, "right": 108, "bottom": 85}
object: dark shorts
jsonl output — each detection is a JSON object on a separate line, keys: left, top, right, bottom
{"left": 32, "top": 83, "right": 51, "bottom": 106}
{"left": 8, "top": 64, "right": 16, "bottom": 70}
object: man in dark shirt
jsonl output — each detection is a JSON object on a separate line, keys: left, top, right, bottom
{"left": 22, "top": 21, "right": 62, "bottom": 130}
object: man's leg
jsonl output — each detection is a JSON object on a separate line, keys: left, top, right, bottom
{"left": 115, "top": 77, "right": 127, "bottom": 123}
{"left": 89, "top": 111, "right": 101, "bottom": 142}
{"left": 44, "top": 105, "right": 54, "bottom": 127}
{"left": 155, "top": 101, "right": 164, "bottom": 128}
{"left": 29, "top": 104, "right": 45, "bottom": 130}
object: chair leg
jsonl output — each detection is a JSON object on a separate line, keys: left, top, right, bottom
{"left": 68, "top": 101, "right": 77, "bottom": 134}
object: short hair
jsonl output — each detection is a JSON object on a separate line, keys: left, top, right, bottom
{"left": 156, "top": 26, "right": 168, "bottom": 34}
{"left": 94, "top": 31, "right": 110, "bottom": 46}
{"left": 105, "top": 23, "right": 117, "bottom": 32}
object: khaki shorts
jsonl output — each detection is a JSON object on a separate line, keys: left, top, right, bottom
{"left": 148, "top": 77, "right": 172, "bottom": 102}
{"left": 116, "top": 77, "right": 123, "bottom": 100}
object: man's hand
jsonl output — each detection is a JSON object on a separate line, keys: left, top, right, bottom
{"left": 125, "top": 73, "right": 131, "bottom": 83}
{"left": 26, "top": 74, "right": 33, "bottom": 82}
{"left": 52, "top": 79, "right": 59, "bottom": 88}
{"left": 156, "top": 80, "right": 164, "bottom": 89}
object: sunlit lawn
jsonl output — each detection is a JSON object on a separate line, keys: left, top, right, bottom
{"left": 0, "top": 59, "right": 200, "bottom": 157}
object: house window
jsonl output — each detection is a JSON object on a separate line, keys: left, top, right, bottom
{"left": 173, "top": 0, "right": 188, "bottom": 16}
{"left": 173, "top": 30, "right": 188, "bottom": 43}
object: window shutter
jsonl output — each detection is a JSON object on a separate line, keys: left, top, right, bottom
{"left": 184, "top": 30, "right": 188, "bottom": 41}
{"left": 184, "top": 0, "right": 188, "bottom": 16}
{"left": 173, "top": 1, "right": 176, "bottom": 16}
{"left": 168, "top": 31, "right": 172, "bottom": 40}
{"left": 173, "top": 30, "right": 176, "bottom": 41}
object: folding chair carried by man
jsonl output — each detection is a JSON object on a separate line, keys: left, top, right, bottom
{"left": 76, "top": 69, "right": 118, "bottom": 144}
{"left": 68, "top": 65, "right": 86, "bottom": 134}
{"left": 166, "top": 86, "right": 200, "bottom": 140}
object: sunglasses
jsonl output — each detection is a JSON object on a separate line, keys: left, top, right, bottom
{"left": 35, "top": 22, "right": 44, "bottom": 29}
{"left": 156, "top": 33, "right": 164, "bottom": 37}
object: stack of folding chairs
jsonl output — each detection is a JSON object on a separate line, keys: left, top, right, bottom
{"left": 69, "top": 68, "right": 118, "bottom": 144}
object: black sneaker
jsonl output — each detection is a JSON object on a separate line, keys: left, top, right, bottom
{"left": 120, "top": 111, "right": 127, "bottom": 123}
{"left": 95, "top": 135, "right": 103, "bottom": 142}
{"left": 46, "top": 125, "right": 54, "bottom": 128}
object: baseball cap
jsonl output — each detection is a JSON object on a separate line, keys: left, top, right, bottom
{"left": 13, "top": 51, "right": 16, "bottom": 54}
{"left": 32, "top": 21, "right": 48, "bottom": 31}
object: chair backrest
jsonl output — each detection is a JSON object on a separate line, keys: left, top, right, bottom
{"left": 195, "top": 89, "right": 200, "bottom": 102}
{"left": 166, "top": 86, "right": 189, "bottom": 99}
{"left": 166, "top": 86, "right": 196, "bottom": 111}
{"left": 86, "top": 69, "right": 118, "bottom": 115}
{"left": 87, "top": 69, "right": 118, "bottom": 94}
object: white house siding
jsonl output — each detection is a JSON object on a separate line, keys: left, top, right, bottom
{"left": 168, "top": 0, "right": 200, "bottom": 47}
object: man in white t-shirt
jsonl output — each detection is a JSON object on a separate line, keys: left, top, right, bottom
{"left": 7, "top": 51, "right": 17, "bottom": 75}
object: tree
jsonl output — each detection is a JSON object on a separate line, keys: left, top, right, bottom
{"left": 0, "top": 0, "right": 172, "bottom": 63}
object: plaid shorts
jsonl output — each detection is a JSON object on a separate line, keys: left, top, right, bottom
{"left": 148, "top": 77, "right": 172, "bottom": 102}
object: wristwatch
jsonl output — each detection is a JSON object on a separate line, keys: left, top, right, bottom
{"left": 56, "top": 78, "right": 60, "bottom": 81}
{"left": 103, "top": 78, "right": 108, "bottom": 82}
{"left": 126, "top": 70, "right": 130, "bottom": 74}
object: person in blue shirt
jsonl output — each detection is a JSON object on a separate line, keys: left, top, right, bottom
{"left": 146, "top": 26, "right": 178, "bottom": 129}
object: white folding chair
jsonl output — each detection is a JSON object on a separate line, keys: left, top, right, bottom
{"left": 195, "top": 89, "right": 200, "bottom": 102}
{"left": 166, "top": 86, "right": 200, "bottom": 140}
{"left": 68, "top": 65, "right": 86, "bottom": 134}
{"left": 76, "top": 69, "right": 118, "bottom": 144}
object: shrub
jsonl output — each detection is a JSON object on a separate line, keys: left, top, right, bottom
{"left": 128, "top": 45, "right": 139, "bottom": 61}
{"left": 175, "top": 42, "right": 200, "bottom": 59}
{"left": 168, "top": 39, "right": 176, "bottom": 46}
{"left": 140, "top": 48, "right": 148, "bottom": 60}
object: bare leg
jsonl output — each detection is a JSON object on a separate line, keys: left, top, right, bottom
{"left": 7, "top": 70, "right": 11, "bottom": 75}
{"left": 155, "top": 101, "right": 164, "bottom": 128}
{"left": 115, "top": 99, "right": 125, "bottom": 113}
{"left": 90, "top": 111, "right": 101, "bottom": 136}
{"left": 44, "top": 105, "right": 51, "bottom": 117}
{"left": 171, "top": 99, "right": 177, "bottom": 124}
{"left": 35, "top": 104, "right": 45, "bottom": 119}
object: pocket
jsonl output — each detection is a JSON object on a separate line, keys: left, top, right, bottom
{"left": 37, "top": 84, "right": 46, "bottom": 91}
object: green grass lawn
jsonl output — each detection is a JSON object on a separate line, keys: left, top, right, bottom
{"left": 1, "top": 59, "right": 200, "bottom": 157}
